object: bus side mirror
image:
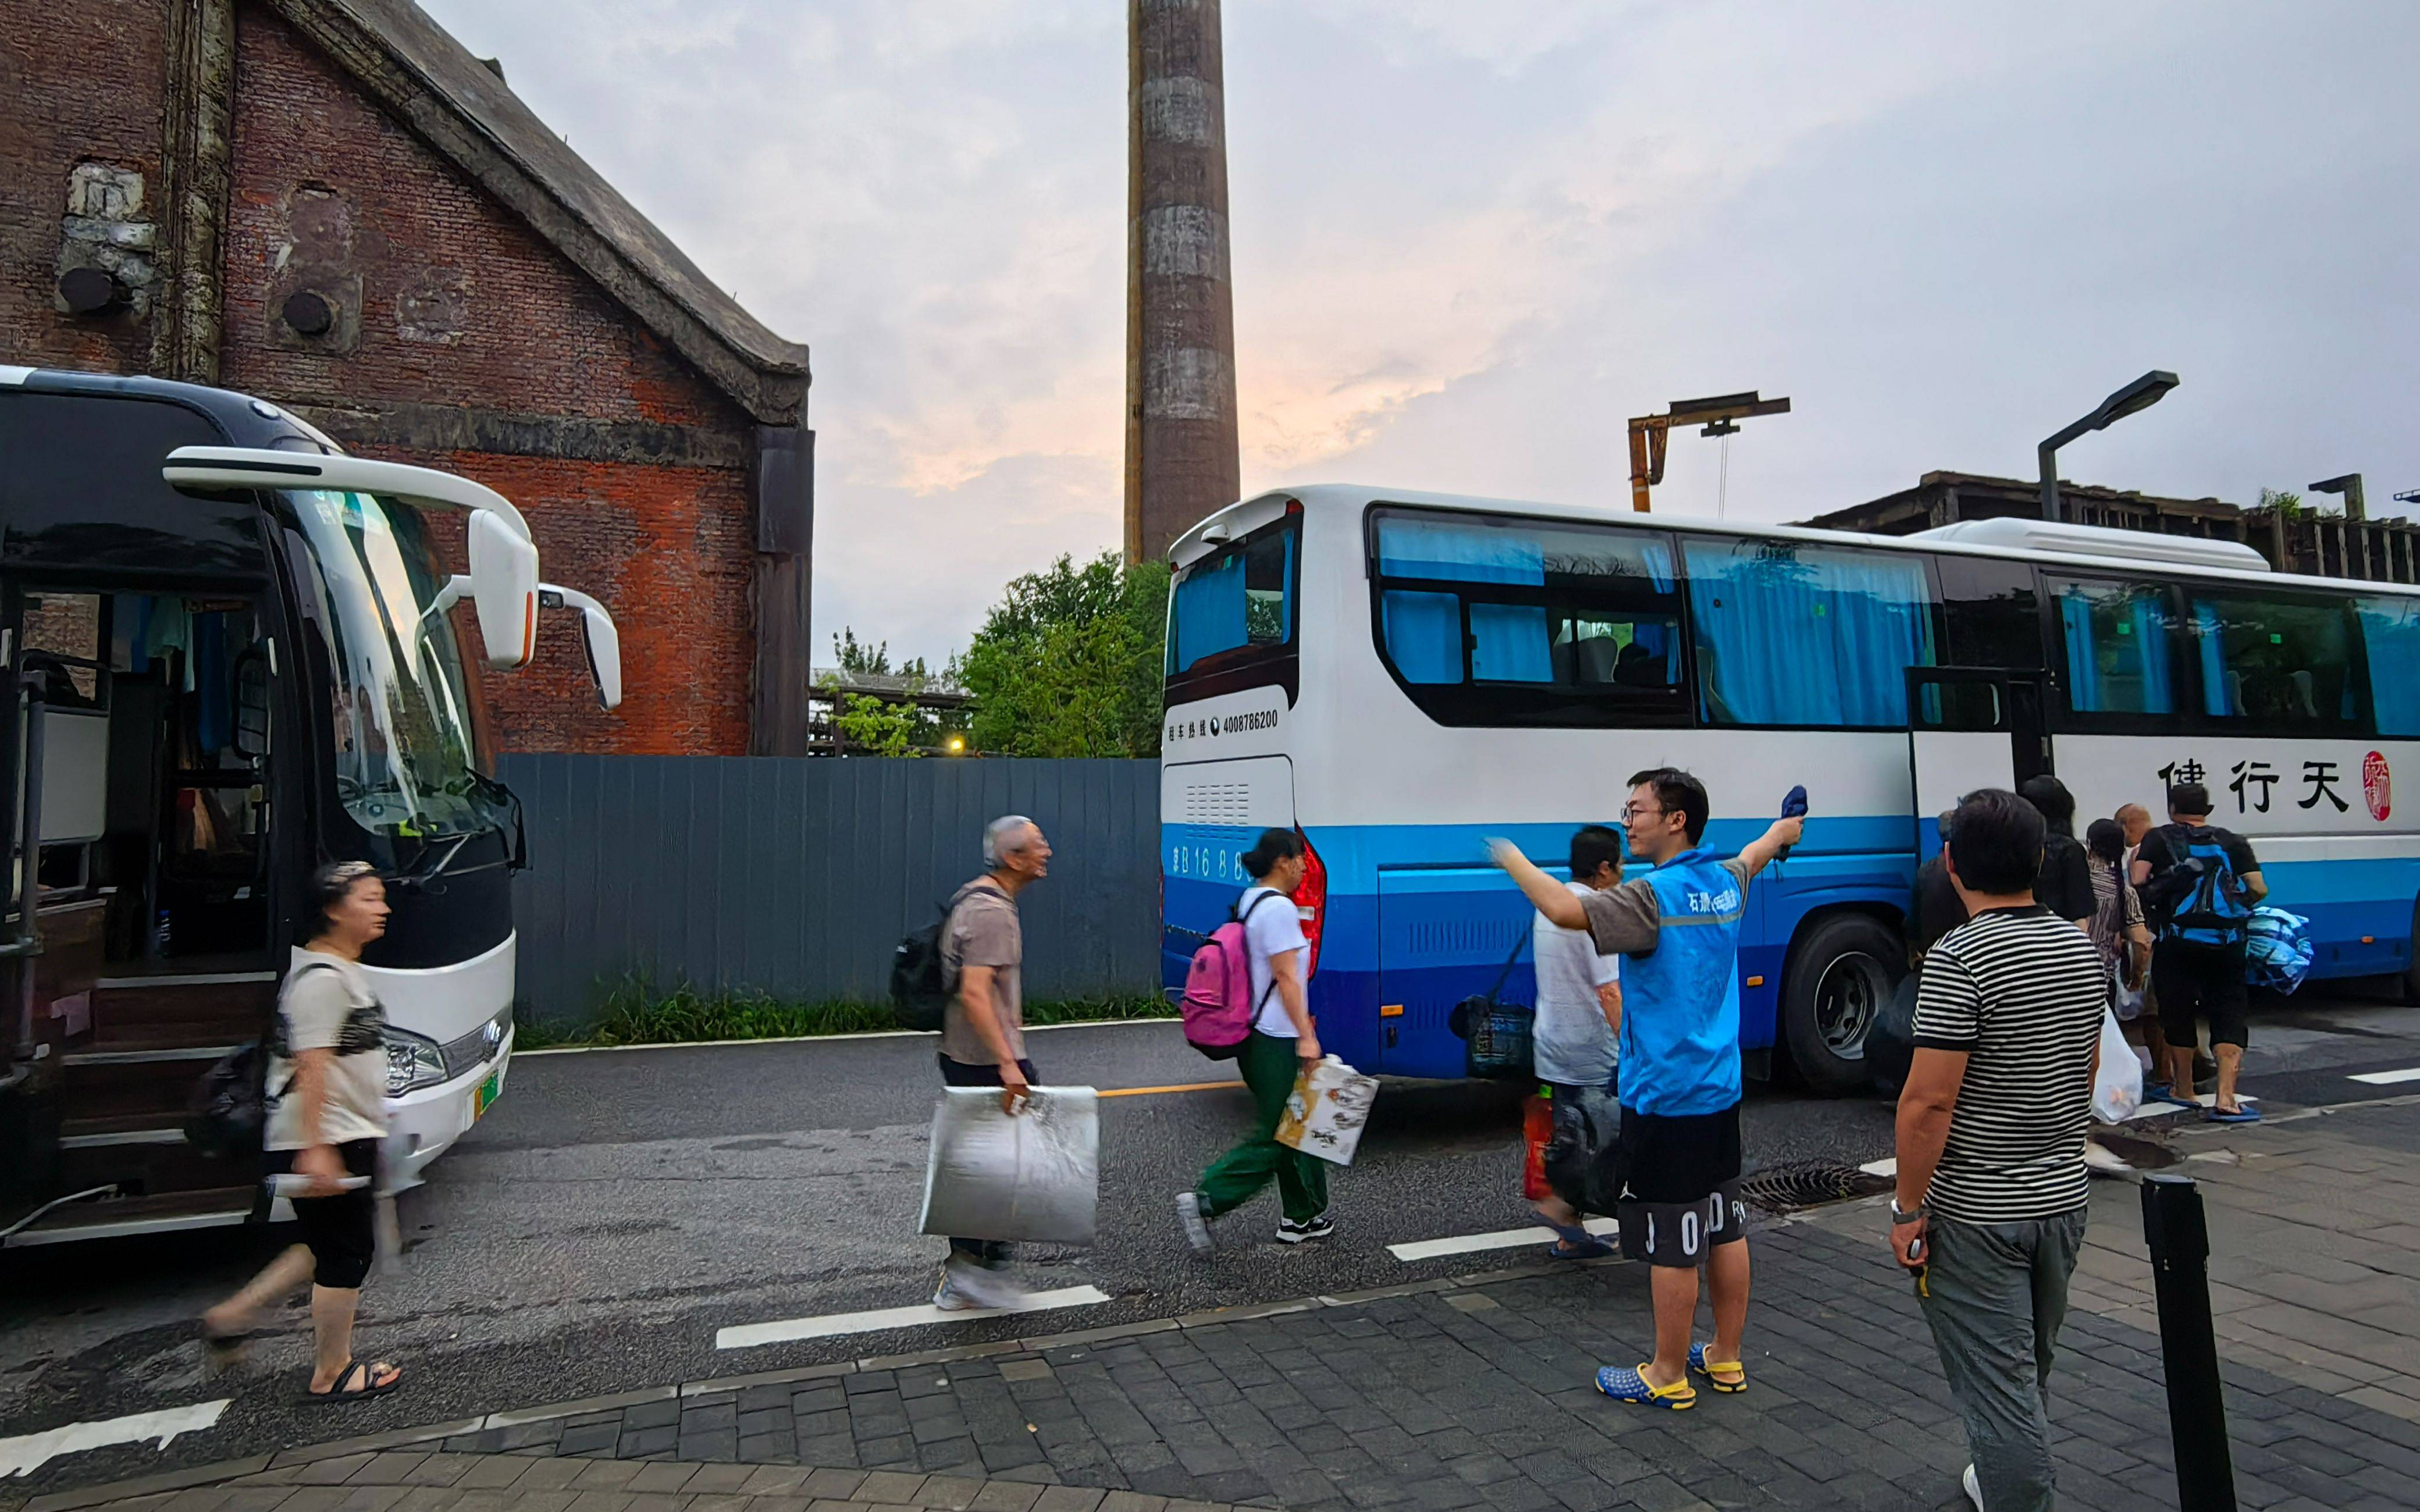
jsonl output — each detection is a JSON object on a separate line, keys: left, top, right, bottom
{"left": 540, "top": 584, "right": 623, "bottom": 710}
{"left": 465, "top": 511, "right": 538, "bottom": 669}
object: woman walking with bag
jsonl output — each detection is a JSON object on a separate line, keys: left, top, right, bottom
{"left": 201, "top": 861, "right": 402, "bottom": 1401}
{"left": 1176, "top": 829, "right": 1331, "bottom": 1252}
{"left": 2086, "top": 818, "right": 2162, "bottom": 1090}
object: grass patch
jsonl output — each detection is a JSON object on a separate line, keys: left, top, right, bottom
{"left": 513, "top": 979, "right": 1172, "bottom": 1049}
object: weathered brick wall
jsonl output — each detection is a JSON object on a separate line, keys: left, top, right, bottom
{"left": 218, "top": 3, "right": 755, "bottom": 756}
{"left": 3, "top": 0, "right": 768, "bottom": 757}
{"left": 0, "top": 0, "right": 169, "bottom": 373}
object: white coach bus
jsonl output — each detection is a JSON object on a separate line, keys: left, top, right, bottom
{"left": 1158, "top": 486, "right": 2420, "bottom": 1093}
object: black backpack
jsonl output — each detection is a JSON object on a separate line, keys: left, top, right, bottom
{"left": 185, "top": 959, "right": 332, "bottom": 1158}
{"left": 891, "top": 884, "right": 990, "bottom": 1031}
{"left": 186, "top": 1041, "right": 270, "bottom": 1159}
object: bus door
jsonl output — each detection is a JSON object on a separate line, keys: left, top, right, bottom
{"left": 1905, "top": 667, "right": 2049, "bottom": 853}
{"left": 0, "top": 582, "right": 66, "bottom": 1229}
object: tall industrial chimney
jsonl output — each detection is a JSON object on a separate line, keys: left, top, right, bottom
{"left": 1125, "top": 0, "right": 1241, "bottom": 565}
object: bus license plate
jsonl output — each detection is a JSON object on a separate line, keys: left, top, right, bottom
{"left": 474, "top": 1069, "right": 503, "bottom": 1119}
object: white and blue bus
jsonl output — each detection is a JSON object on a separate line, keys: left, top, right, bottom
{"left": 1158, "top": 486, "right": 2420, "bottom": 1093}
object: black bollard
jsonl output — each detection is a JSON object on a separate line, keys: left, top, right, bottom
{"left": 2141, "top": 1174, "right": 2237, "bottom": 1512}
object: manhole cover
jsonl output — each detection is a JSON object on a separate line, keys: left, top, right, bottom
{"left": 1739, "top": 1160, "right": 1894, "bottom": 1214}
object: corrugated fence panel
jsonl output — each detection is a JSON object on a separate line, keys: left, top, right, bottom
{"left": 492, "top": 756, "right": 1163, "bottom": 1023}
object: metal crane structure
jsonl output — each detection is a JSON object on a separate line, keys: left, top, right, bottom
{"left": 1625, "top": 391, "right": 1790, "bottom": 513}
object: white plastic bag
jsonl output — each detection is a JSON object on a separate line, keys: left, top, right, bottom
{"left": 918, "top": 1086, "right": 1098, "bottom": 1246}
{"left": 2091, "top": 1007, "right": 2142, "bottom": 1124}
{"left": 1275, "top": 1055, "right": 1379, "bottom": 1166}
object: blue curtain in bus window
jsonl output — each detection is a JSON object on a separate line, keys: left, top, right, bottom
{"left": 2058, "top": 583, "right": 2174, "bottom": 714}
{"left": 2361, "top": 596, "right": 2420, "bottom": 736}
{"left": 1172, "top": 554, "right": 1247, "bottom": 673}
{"left": 1383, "top": 590, "right": 1463, "bottom": 683}
{"left": 1684, "top": 543, "right": 1934, "bottom": 725}
{"left": 1471, "top": 603, "right": 1551, "bottom": 682}
{"left": 1376, "top": 517, "right": 1546, "bottom": 585}
{"left": 2194, "top": 602, "right": 2238, "bottom": 717}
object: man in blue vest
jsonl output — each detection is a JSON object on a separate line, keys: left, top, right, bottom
{"left": 1492, "top": 768, "right": 1802, "bottom": 1411}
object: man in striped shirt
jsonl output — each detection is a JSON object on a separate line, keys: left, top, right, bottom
{"left": 1892, "top": 788, "right": 2106, "bottom": 1512}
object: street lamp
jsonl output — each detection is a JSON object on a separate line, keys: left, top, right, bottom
{"left": 2038, "top": 370, "right": 2179, "bottom": 524}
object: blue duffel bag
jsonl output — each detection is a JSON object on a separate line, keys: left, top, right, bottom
{"left": 2244, "top": 905, "right": 2314, "bottom": 994}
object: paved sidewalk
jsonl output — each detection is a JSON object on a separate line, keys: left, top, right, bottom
{"left": 19, "top": 1097, "right": 2420, "bottom": 1512}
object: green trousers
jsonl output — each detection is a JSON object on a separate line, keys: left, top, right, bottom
{"left": 1197, "top": 1030, "right": 1329, "bottom": 1223}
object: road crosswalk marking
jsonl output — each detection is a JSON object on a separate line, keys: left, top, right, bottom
{"left": 0, "top": 1400, "right": 227, "bottom": 1479}
{"left": 1386, "top": 1217, "right": 1617, "bottom": 1264}
{"left": 2349, "top": 1066, "right": 2420, "bottom": 1086}
{"left": 715, "top": 1285, "right": 1112, "bottom": 1350}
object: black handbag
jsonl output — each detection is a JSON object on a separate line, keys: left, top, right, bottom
{"left": 1449, "top": 935, "right": 1533, "bottom": 1079}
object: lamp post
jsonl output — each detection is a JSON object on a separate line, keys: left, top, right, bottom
{"left": 2038, "top": 371, "right": 2179, "bottom": 524}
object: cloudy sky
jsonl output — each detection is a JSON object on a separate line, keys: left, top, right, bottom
{"left": 422, "top": 0, "right": 2420, "bottom": 668}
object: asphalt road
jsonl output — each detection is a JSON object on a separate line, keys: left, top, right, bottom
{"left": 7, "top": 998, "right": 2420, "bottom": 1493}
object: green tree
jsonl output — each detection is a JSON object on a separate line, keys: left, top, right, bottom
{"left": 821, "top": 628, "right": 942, "bottom": 755}
{"left": 958, "top": 552, "right": 1169, "bottom": 757}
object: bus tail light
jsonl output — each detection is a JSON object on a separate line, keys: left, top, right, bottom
{"left": 1291, "top": 830, "right": 1326, "bottom": 977}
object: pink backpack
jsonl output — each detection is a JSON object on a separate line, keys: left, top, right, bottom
{"left": 1181, "top": 891, "right": 1282, "bottom": 1059}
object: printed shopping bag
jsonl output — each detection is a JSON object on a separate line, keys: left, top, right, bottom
{"left": 1275, "top": 1055, "right": 1379, "bottom": 1166}
{"left": 2090, "top": 1008, "right": 2143, "bottom": 1124}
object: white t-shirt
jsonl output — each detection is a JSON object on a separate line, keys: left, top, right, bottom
{"left": 265, "top": 947, "right": 390, "bottom": 1150}
{"left": 1239, "top": 884, "right": 1311, "bottom": 1038}
{"left": 1531, "top": 881, "right": 1620, "bottom": 1086}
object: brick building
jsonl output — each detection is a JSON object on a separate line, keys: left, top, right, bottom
{"left": 1, "top": 0, "right": 815, "bottom": 755}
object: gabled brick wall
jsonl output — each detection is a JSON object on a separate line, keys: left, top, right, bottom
{"left": 0, "top": 0, "right": 809, "bottom": 757}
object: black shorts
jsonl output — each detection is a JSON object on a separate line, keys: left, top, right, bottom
{"left": 265, "top": 1138, "right": 379, "bottom": 1289}
{"left": 1618, "top": 1104, "right": 1743, "bottom": 1204}
{"left": 2153, "top": 940, "right": 2249, "bottom": 1049}
{"left": 1618, "top": 1182, "right": 1748, "bottom": 1268}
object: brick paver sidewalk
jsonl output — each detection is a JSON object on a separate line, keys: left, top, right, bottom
{"left": 22, "top": 1097, "right": 2420, "bottom": 1512}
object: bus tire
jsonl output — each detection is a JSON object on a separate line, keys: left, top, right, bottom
{"left": 1782, "top": 913, "right": 1904, "bottom": 1097}
{"left": 2404, "top": 897, "right": 2420, "bottom": 1005}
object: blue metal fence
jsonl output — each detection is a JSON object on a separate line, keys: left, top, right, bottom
{"left": 494, "top": 755, "right": 1161, "bottom": 1023}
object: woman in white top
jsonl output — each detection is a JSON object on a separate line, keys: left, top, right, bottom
{"left": 1176, "top": 828, "right": 1331, "bottom": 1250}
{"left": 201, "top": 861, "right": 402, "bottom": 1402}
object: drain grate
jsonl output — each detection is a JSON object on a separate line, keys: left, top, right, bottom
{"left": 1739, "top": 1160, "right": 1895, "bottom": 1214}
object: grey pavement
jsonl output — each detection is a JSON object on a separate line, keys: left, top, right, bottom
{"left": 19, "top": 1094, "right": 2420, "bottom": 1512}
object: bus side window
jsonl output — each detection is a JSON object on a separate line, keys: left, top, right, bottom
{"left": 2188, "top": 590, "right": 2361, "bottom": 732}
{"left": 1938, "top": 558, "right": 2043, "bottom": 671}
{"left": 2358, "top": 596, "right": 2420, "bottom": 737}
{"left": 2051, "top": 577, "right": 2180, "bottom": 717}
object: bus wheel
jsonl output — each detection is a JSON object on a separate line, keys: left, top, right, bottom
{"left": 1782, "top": 913, "right": 1903, "bottom": 1096}
{"left": 2404, "top": 897, "right": 2420, "bottom": 1005}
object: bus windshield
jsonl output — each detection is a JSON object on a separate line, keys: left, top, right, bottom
{"left": 286, "top": 488, "right": 504, "bottom": 838}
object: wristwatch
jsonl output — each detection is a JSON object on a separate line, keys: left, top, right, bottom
{"left": 1891, "top": 1200, "right": 1927, "bottom": 1224}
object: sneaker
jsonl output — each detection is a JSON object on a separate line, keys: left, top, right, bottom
{"left": 933, "top": 1255, "right": 1024, "bottom": 1311}
{"left": 1961, "top": 1464, "right": 1983, "bottom": 1510}
{"left": 1176, "top": 1191, "right": 1213, "bottom": 1254}
{"left": 1277, "top": 1212, "right": 1336, "bottom": 1244}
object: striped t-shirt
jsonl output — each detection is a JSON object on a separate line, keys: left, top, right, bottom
{"left": 1912, "top": 905, "right": 2106, "bottom": 1222}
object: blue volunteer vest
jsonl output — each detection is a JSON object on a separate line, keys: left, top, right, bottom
{"left": 1618, "top": 846, "right": 1746, "bottom": 1118}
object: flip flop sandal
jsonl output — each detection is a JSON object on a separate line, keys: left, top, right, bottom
{"left": 304, "top": 1358, "right": 401, "bottom": 1404}
{"left": 1688, "top": 1343, "right": 1748, "bottom": 1393}
{"left": 2207, "top": 1105, "right": 2261, "bottom": 1124}
{"left": 1543, "top": 1221, "right": 1614, "bottom": 1260}
{"left": 1595, "top": 1364, "right": 1695, "bottom": 1410}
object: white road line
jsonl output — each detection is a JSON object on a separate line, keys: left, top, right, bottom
{"left": 715, "top": 1285, "right": 1112, "bottom": 1351}
{"left": 2349, "top": 1066, "right": 2420, "bottom": 1086}
{"left": 2122, "top": 1093, "right": 2257, "bottom": 1123}
{"left": 1859, "top": 1157, "right": 1898, "bottom": 1177}
{"left": 1, "top": 1400, "right": 228, "bottom": 1478}
{"left": 1387, "top": 1217, "right": 1618, "bottom": 1264}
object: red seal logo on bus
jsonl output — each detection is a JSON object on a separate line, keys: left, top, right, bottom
{"left": 2364, "top": 751, "right": 2391, "bottom": 821}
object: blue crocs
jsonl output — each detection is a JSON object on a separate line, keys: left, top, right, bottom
{"left": 1595, "top": 1364, "right": 1695, "bottom": 1410}
{"left": 1688, "top": 1343, "right": 1747, "bottom": 1393}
